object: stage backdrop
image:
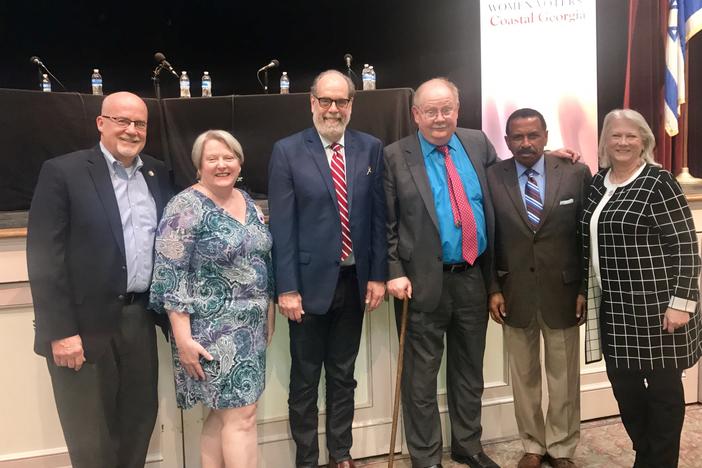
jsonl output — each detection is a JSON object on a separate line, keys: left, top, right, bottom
{"left": 480, "top": 0, "right": 599, "bottom": 172}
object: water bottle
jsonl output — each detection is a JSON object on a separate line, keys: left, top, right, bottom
{"left": 180, "top": 71, "right": 191, "bottom": 98}
{"left": 201, "top": 71, "right": 212, "bottom": 97}
{"left": 368, "top": 65, "right": 376, "bottom": 90}
{"left": 362, "top": 64, "right": 372, "bottom": 90}
{"left": 91, "top": 69, "right": 103, "bottom": 95}
{"left": 280, "top": 71, "right": 290, "bottom": 94}
{"left": 41, "top": 74, "right": 51, "bottom": 92}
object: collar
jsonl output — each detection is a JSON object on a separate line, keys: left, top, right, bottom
{"left": 318, "top": 132, "right": 346, "bottom": 150}
{"left": 100, "top": 142, "right": 144, "bottom": 175}
{"left": 514, "top": 154, "right": 545, "bottom": 177}
{"left": 417, "top": 131, "right": 458, "bottom": 158}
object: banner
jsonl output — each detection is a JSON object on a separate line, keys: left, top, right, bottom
{"left": 480, "top": 0, "right": 599, "bottom": 172}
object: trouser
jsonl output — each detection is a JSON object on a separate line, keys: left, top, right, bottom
{"left": 504, "top": 311, "right": 580, "bottom": 458}
{"left": 47, "top": 298, "right": 159, "bottom": 468}
{"left": 288, "top": 266, "right": 363, "bottom": 467}
{"left": 606, "top": 366, "right": 685, "bottom": 468}
{"left": 397, "top": 265, "right": 488, "bottom": 468}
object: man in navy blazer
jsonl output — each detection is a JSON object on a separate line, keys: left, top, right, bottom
{"left": 27, "top": 92, "right": 171, "bottom": 468}
{"left": 268, "top": 70, "right": 387, "bottom": 468}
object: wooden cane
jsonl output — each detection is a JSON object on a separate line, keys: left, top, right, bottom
{"left": 388, "top": 297, "right": 409, "bottom": 468}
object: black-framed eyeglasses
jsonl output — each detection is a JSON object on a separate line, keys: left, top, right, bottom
{"left": 101, "top": 115, "right": 148, "bottom": 130}
{"left": 313, "top": 95, "right": 352, "bottom": 109}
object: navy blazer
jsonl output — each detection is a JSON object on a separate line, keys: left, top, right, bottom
{"left": 268, "top": 127, "right": 387, "bottom": 315}
{"left": 27, "top": 146, "right": 172, "bottom": 361}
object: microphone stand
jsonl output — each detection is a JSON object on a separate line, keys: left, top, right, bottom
{"left": 263, "top": 69, "right": 269, "bottom": 94}
{"left": 152, "top": 65, "right": 163, "bottom": 100}
{"left": 35, "top": 65, "right": 43, "bottom": 91}
{"left": 34, "top": 61, "right": 67, "bottom": 91}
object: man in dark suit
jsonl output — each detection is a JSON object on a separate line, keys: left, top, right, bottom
{"left": 268, "top": 70, "right": 387, "bottom": 468}
{"left": 27, "top": 92, "right": 171, "bottom": 468}
{"left": 487, "top": 108, "right": 591, "bottom": 468}
{"left": 384, "top": 77, "right": 500, "bottom": 468}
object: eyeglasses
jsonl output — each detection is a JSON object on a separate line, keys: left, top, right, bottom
{"left": 101, "top": 115, "right": 148, "bottom": 130}
{"left": 416, "top": 106, "right": 455, "bottom": 119}
{"left": 313, "top": 95, "right": 352, "bottom": 109}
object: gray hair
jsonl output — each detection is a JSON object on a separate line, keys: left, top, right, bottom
{"left": 310, "top": 70, "right": 356, "bottom": 98}
{"left": 413, "top": 77, "right": 460, "bottom": 107}
{"left": 191, "top": 129, "right": 244, "bottom": 169}
{"left": 598, "top": 109, "right": 659, "bottom": 168}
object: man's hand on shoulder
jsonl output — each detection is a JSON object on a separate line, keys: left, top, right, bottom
{"left": 278, "top": 292, "right": 304, "bottom": 323}
{"left": 365, "top": 281, "right": 386, "bottom": 312}
{"left": 387, "top": 276, "right": 412, "bottom": 300}
{"left": 51, "top": 334, "right": 86, "bottom": 371}
{"left": 546, "top": 147, "right": 581, "bottom": 163}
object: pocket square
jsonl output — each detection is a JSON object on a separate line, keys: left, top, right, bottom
{"left": 559, "top": 198, "right": 574, "bottom": 206}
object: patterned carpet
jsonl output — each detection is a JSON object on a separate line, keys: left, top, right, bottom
{"left": 356, "top": 404, "right": 702, "bottom": 467}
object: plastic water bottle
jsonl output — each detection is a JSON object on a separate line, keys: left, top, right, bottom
{"left": 91, "top": 69, "right": 103, "bottom": 95}
{"left": 41, "top": 74, "right": 51, "bottom": 92}
{"left": 201, "top": 71, "right": 212, "bottom": 97}
{"left": 180, "top": 71, "right": 191, "bottom": 98}
{"left": 368, "top": 65, "right": 376, "bottom": 90}
{"left": 362, "top": 64, "right": 372, "bottom": 90}
{"left": 280, "top": 71, "right": 290, "bottom": 94}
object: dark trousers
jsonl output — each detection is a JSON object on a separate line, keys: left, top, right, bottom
{"left": 606, "top": 366, "right": 685, "bottom": 468}
{"left": 288, "top": 267, "right": 363, "bottom": 467}
{"left": 46, "top": 299, "right": 158, "bottom": 468}
{"left": 396, "top": 265, "right": 488, "bottom": 468}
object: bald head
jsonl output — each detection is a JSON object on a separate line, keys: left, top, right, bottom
{"left": 96, "top": 92, "right": 148, "bottom": 166}
{"left": 412, "top": 78, "right": 460, "bottom": 145}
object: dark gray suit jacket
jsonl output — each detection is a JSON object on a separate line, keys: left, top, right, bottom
{"left": 384, "top": 128, "right": 497, "bottom": 313}
{"left": 487, "top": 155, "right": 591, "bottom": 328}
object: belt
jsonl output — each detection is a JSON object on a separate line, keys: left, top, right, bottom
{"left": 339, "top": 264, "right": 357, "bottom": 277}
{"left": 443, "top": 262, "right": 472, "bottom": 273}
{"left": 122, "top": 291, "right": 149, "bottom": 304}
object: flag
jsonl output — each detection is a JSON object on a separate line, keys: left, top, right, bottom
{"left": 664, "top": 0, "right": 702, "bottom": 136}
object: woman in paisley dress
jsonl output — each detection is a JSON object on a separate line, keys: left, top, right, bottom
{"left": 150, "top": 130, "right": 274, "bottom": 468}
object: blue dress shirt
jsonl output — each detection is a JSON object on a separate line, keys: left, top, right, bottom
{"left": 419, "top": 132, "right": 487, "bottom": 264}
{"left": 514, "top": 155, "right": 546, "bottom": 212}
{"left": 100, "top": 143, "right": 157, "bottom": 293}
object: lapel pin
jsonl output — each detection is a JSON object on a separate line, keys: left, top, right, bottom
{"left": 367, "top": 166, "right": 372, "bottom": 175}
{"left": 147, "top": 170, "right": 155, "bottom": 177}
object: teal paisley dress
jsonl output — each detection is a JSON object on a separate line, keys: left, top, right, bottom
{"left": 150, "top": 187, "right": 273, "bottom": 409}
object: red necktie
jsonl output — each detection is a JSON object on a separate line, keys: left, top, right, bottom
{"left": 331, "top": 143, "right": 353, "bottom": 260}
{"left": 437, "top": 145, "right": 479, "bottom": 264}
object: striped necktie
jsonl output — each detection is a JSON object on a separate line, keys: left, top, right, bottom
{"left": 437, "top": 145, "right": 479, "bottom": 264}
{"left": 524, "top": 168, "right": 543, "bottom": 230}
{"left": 330, "top": 142, "right": 353, "bottom": 260}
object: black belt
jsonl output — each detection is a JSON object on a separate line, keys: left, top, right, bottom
{"left": 443, "top": 262, "right": 472, "bottom": 273}
{"left": 339, "top": 264, "right": 357, "bottom": 277}
{"left": 122, "top": 291, "right": 149, "bottom": 304}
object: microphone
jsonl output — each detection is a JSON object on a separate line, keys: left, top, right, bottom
{"left": 257, "top": 59, "right": 279, "bottom": 73}
{"left": 29, "top": 55, "right": 67, "bottom": 91}
{"left": 344, "top": 53, "right": 353, "bottom": 69}
{"left": 153, "top": 52, "right": 179, "bottom": 77}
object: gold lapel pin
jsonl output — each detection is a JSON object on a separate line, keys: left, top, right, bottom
{"left": 147, "top": 170, "right": 155, "bottom": 177}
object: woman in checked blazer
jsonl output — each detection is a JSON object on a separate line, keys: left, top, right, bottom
{"left": 580, "top": 109, "right": 702, "bottom": 468}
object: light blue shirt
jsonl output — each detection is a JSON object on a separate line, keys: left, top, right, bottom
{"left": 419, "top": 132, "right": 487, "bottom": 264}
{"left": 514, "top": 155, "right": 546, "bottom": 211}
{"left": 100, "top": 142, "right": 157, "bottom": 293}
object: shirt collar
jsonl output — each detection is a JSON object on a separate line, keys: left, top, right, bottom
{"left": 318, "top": 132, "right": 346, "bottom": 150}
{"left": 418, "top": 131, "right": 458, "bottom": 158}
{"left": 99, "top": 141, "right": 143, "bottom": 175}
{"left": 514, "top": 154, "right": 545, "bottom": 178}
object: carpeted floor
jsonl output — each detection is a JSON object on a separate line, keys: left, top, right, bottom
{"left": 356, "top": 404, "right": 702, "bottom": 467}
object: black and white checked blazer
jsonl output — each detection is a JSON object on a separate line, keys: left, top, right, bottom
{"left": 581, "top": 164, "right": 702, "bottom": 369}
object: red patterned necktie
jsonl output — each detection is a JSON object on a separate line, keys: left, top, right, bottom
{"left": 437, "top": 145, "right": 479, "bottom": 264}
{"left": 331, "top": 143, "right": 353, "bottom": 260}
